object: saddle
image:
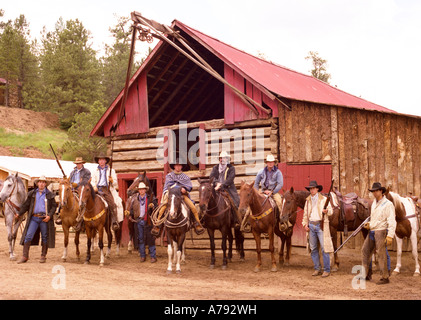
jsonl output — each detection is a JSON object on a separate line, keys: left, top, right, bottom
{"left": 333, "top": 189, "right": 363, "bottom": 236}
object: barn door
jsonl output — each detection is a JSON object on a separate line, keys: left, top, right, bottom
{"left": 278, "top": 163, "right": 332, "bottom": 247}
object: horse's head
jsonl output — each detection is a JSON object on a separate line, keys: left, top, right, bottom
{"left": 59, "top": 178, "right": 72, "bottom": 207}
{"left": 77, "top": 181, "right": 95, "bottom": 217}
{"left": 168, "top": 186, "right": 183, "bottom": 220}
{"left": 127, "top": 171, "right": 149, "bottom": 198}
{"left": 0, "top": 174, "right": 18, "bottom": 202}
{"left": 198, "top": 177, "right": 214, "bottom": 213}
{"left": 238, "top": 181, "right": 255, "bottom": 216}
{"left": 279, "top": 187, "right": 297, "bottom": 232}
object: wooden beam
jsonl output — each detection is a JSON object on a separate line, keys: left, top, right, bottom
{"left": 147, "top": 51, "right": 180, "bottom": 93}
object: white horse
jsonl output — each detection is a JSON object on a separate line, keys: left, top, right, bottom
{"left": 387, "top": 192, "right": 420, "bottom": 276}
{"left": 0, "top": 173, "right": 27, "bottom": 260}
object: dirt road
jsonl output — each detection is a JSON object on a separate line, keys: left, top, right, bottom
{"left": 0, "top": 221, "right": 420, "bottom": 301}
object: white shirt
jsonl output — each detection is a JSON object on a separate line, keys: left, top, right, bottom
{"left": 310, "top": 194, "right": 320, "bottom": 221}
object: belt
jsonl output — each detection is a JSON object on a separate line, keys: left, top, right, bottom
{"left": 33, "top": 213, "right": 47, "bottom": 218}
{"left": 310, "top": 220, "right": 321, "bottom": 225}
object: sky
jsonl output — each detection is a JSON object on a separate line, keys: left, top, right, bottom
{"left": 2, "top": 0, "right": 421, "bottom": 117}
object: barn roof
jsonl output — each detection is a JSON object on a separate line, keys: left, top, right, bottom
{"left": 91, "top": 19, "right": 397, "bottom": 137}
{"left": 0, "top": 156, "right": 98, "bottom": 184}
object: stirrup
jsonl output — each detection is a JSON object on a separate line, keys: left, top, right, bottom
{"left": 194, "top": 224, "right": 205, "bottom": 235}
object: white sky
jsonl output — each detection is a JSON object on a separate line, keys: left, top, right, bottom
{"left": 2, "top": 0, "right": 421, "bottom": 116}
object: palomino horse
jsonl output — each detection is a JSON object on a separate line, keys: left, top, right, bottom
{"left": 385, "top": 190, "right": 420, "bottom": 276}
{"left": 238, "top": 181, "right": 277, "bottom": 272}
{"left": 58, "top": 178, "right": 81, "bottom": 262}
{"left": 198, "top": 178, "right": 245, "bottom": 269}
{"left": 165, "top": 186, "right": 190, "bottom": 274}
{"left": 77, "top": 182, "right": 113, "bottom": 266}
{"left": 276, "top": 188, "right": 309, "bottom": 266}
{"left": 125, "top": 171, "right": 154, "bottom": 253}
{"left": 0, "top": 173, "right": 27, "bottom": 260}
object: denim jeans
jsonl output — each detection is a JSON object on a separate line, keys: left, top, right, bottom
{"left": 24, "top": 216, "right": 48, "bottom": 244}
{"left": 136, "top": 220, "right": 156, "bottom": 259}
{"left": 309, "top": 223, "right": 330, "bottom": 272}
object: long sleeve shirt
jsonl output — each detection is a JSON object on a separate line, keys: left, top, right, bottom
{"left": 369, "top": 196, "right": 396, "bottom": 238}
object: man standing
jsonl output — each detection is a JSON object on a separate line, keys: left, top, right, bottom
{"left": 91, "top": 155, "right": 120, "bottom": 231}
{"left": 362, "top": 182, "right": 396, "bottom": 285}
{"left": 17, "top": 175, "right": 57, "bottom": 264}
{"left": 130, "top": 182, "right": 158, "bottom": 263}
{"left": 302, "top": 180, "right": 333, "bottom": 278}
{"left": 254, "top": 154, "right": 284, "bottom": 214}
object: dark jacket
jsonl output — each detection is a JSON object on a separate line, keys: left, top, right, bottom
{"left": 69, "top": 166, "right": 91, "bottom": 189}
{"left": 19, "top": 188, "right": 57, "bottom": 248}
{"left": 209, "top": 164, "right": 240, "bottom": 207}
{"left": 129, "top": 193, "right": 158, "bottom": 226}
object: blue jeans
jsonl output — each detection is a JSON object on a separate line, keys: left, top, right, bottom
{"left": 309, "top": 223, "right": 330, "bottom": 272}
{"left": 24, "top": 216, "right": 48, "bottom": 244}
{"left": 136, "top": 220, "right": 156, "bottom": 259}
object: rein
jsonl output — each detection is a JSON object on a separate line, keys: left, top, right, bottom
{"left": 203, "top": 189, "right": 230, "bottom": 218}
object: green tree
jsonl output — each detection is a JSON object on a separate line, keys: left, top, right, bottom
{"left": 38, "top": 18, "right": 104, "bottom": 128}
{"left": 305, "top": 51, "right": 331, "bottom": 84}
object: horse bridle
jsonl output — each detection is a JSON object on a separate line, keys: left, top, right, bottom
{"left": 4, "top": 178, "right": 21, "bottom": 217}
{"left": 201, "top": 184, "right": 230, "bottom": 217}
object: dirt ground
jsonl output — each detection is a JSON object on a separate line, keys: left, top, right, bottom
{"left": 0, "top": 220, "right": 420, "bottom": 301}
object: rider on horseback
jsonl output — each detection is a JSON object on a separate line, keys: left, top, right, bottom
{"left": 151, "top": 153, "right": 205, "bottom": 236}
{"left": 209, "top": 151, "right": 242, "bottom": 227}
{"left": 254, "top": 154, "right": 284, "bottom": 216}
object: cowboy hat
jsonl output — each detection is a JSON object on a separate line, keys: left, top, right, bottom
{"left": 368, "top": 182, "right": 386, "bottom": 193}
{"left": 219, "top": 151, "right": 231, "bottom": 158}
{"left": 305, "top": 180, "right": 323, "bottom": 192}
{"left": 265, "top": 154, "right": 277, "bottom": 163}
{"left": 137, "top": 182, "right": 149, "bottom": 191}
{"left": 73, "top": 157, "right": 86, "bottom": 164}
{"left": 34, "top": 175, "right": 51, "bottom": 186}
{"left": 94, "top": 155, "right": 111, "bottom": 164}
{"left": 169, "top": 152, "right": 190, "bottom": 172}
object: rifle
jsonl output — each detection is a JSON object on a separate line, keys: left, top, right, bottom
{"left": 334, "top": 216, "right": 370, "bottom": 254}
{"left": 321, "top": 179, "right": 334, "bottom": 231}
{"left": 49, "top": 144, "right": 67, "bottom": 178}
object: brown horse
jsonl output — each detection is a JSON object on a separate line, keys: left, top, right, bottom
{"left": 198, "top": 178, "right": 244, "bottom": 269}
{"left": 238, "top": 181, "right": 277, "bottom": 272}
{"left": 77, "top": 181, "right": 113, "bottom": 266}
{"left": 276, "top": 188, "right": 309, "bottom": 266}
{"left": 58, "top": 178, "right": 81, "bottom": 262}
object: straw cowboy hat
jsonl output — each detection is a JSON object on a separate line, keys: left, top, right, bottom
{"left": 265, "top": 154, "right": 277, "bottom": 163}
{"left": 219, "top": 151, "right": 231, "bottom": 158}
{"left": 137, "top": 182, "right": 149, "bottom": 191}
{"left": 34, "top": 175, "right": 51, "bottom": 186}
{"left": 305, "top": 180, "right": 323, "bottom": 192}
{"left": 94, "top": 154, "right": 111, "bottom": 164}
{"left": 368, "top": 182, "right": 386, "bottom": 193}
{"left": 169, "top": 152, "right": 190, "bottom": 172}
{"left": 73, "top": 157, "right": 86, "bottom": 164}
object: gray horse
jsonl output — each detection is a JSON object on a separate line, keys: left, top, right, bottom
{"left": 0, "top": 173, "right": 27, "bottom": 260}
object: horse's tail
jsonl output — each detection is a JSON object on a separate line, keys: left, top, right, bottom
{"left": 234, "top": 227, "right": 244, "bottom": 254}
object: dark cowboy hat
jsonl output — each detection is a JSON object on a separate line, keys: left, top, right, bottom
{"left": 305, "top": 180, "right": 323, "bottom": 192}
{"left": 94, "top": 155, "right": 111, "bottom": 164}
{"left": 169, "top": 151, "right": 190, "bottom": 172}
{"left": 368, "top": 182, "right": 386, "bottom": 193}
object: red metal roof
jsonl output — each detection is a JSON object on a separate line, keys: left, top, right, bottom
{"left": 175, "top": 20, "right": 396, "bottom": 114}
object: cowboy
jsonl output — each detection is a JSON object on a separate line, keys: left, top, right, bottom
{"left": 129, "top": 182, "right": 158, "bottom": 263}
{"left": 151, "top": 154, "right": 205, "bottom": 236}
{"left": 362, "top": 182, "right": 396, "bottom": 285}
{"left": 302, "top": 180, "right": 334, "bottom": 278}
{"left": 254, "top": 154, "right": 284, "bottom": 215}
{"left": 209, "top": 151, "right": 242, "bottom": 226}
{"left": 90, "top": 155, "right": 120, "bottom": 231}
{"left": 16, "top": 175, "right": 57, "bottom": 264}
{"left": 56, "top": 157, "right": 92, "bottom": 226}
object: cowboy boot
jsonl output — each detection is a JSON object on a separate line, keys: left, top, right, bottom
{"left": 40, "top": 242, "right": 48, "bottom": 263}
{"left": 17, "top": 242, "right": 30, "bottom": 264}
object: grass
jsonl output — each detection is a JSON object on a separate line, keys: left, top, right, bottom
{"left": 0, "top": 127, "right": 69, "bottom": 158}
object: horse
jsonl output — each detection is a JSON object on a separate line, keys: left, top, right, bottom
{"left": 198, "top": 178, "right": 244, "bottom": 269}
{"left": 58, "top": 178, "right": 81, "bottom": 262}
{"left": 276, "top": 188, "right": 309, "bottom": 266}
{"left": 0, "top": 173, "right": 27, "bottom": 260}
{"left": 238, "top": 181, "right": 277, "bottom": 272}
{"left": 164, "top": 186, "right": 190, "bottom": 274}
{"left": 77, "top": 181, "right": 113, "bottom": 266}
{"left": 385, "top": 190, "right": 420, "bottom": 276}
{"left": 125, "top": 171, "right": 154, "bottom": 253}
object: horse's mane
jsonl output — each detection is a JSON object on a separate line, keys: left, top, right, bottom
{"left": 79, "top": 180, "right": 96, "bottom": 200}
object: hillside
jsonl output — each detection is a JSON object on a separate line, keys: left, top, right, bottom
{"left": 0, "top": 106, "right": 65, "bottom": 158}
